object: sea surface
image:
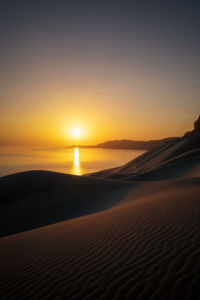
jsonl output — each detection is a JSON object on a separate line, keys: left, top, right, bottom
{"left": 0, "top": 147, "right": 145, "bottom": 177}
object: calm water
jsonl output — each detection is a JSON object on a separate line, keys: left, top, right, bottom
{"left": 0, "top": 147, "right": 145, "bottom": 177}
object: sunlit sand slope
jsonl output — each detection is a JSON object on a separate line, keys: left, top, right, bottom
{"left": 90, "top": 135, "right": 200, "bottom": 180}
{"left": 0, "top": 178, "right": 200, "bottom": 299}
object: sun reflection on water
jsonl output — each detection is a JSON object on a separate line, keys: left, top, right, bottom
{"left": 73, "top": 147, "right": 81, "bottom": 175}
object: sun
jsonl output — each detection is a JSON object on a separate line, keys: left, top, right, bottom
{"left": 72, "top": 128, "right": 82, "bottom": 138}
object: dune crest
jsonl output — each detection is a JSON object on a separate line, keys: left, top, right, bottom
{"left": 0, "top": 171, "right": 132, "bottom": 237}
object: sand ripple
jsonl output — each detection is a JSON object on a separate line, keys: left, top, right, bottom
{"left": 0, "top": 181, "right": 200, "bottom": 299}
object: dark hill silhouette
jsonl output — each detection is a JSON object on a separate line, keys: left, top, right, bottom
{"left": 96, "top": 137, "right": 180, "bottom": 150}
{"left": 184, "top": 115, "right": 200, "bottom": 136}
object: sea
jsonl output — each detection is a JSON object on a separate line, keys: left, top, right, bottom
{"left": 0, "top": 147, "right": 145, "bottom": 177}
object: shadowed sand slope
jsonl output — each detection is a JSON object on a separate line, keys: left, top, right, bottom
{"left": 0, "top": 171, "right": 133, "bottom": 237}
{"left": 0, "top": 178, "right": 200, "bottom": 299}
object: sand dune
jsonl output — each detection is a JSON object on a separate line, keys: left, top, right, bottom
{"left": 0, "top": 177, "right": 200, "bottom": 299}
{"left": 0, "top": 171, "right": 132, "bottom": 237}
{"left": 0, "top": 132, "right": 200, "bottom": 299}
{"left": 90, "top": 135, "right": 200, "bottom": 180}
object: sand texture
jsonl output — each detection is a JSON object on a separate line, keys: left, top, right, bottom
{"left": 0, "top": 134, "right": 200, "bottom": 299}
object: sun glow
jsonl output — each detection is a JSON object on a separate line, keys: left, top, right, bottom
{"left": 72, "top": 128, "right": 82, "bottom": 138}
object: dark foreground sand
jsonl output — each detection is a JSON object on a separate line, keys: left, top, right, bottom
{"left": 0, "top": 134, "right": 200, "bottom": 299}
{"left": 0, "top": 172, "right": 133, "bottom": 237}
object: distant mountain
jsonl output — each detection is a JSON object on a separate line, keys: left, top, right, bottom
{"left": 96, "top": 137, "right": 180, "bottom": 150}
{"left": 95, "top": 115, "right": 200, "bottom": 150}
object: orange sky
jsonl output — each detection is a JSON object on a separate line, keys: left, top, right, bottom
{"left": 0, "top": 79, "right": 197, "bottom": 147}
{"left": 1, "top": 2, "right": 199, "bottom": 147}
{"left": 1, "top": 62, "right": 198, "bottom": 146}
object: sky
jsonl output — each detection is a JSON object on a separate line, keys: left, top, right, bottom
{"left": 0, "top": 0, "right": 200, "bottom": 146}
